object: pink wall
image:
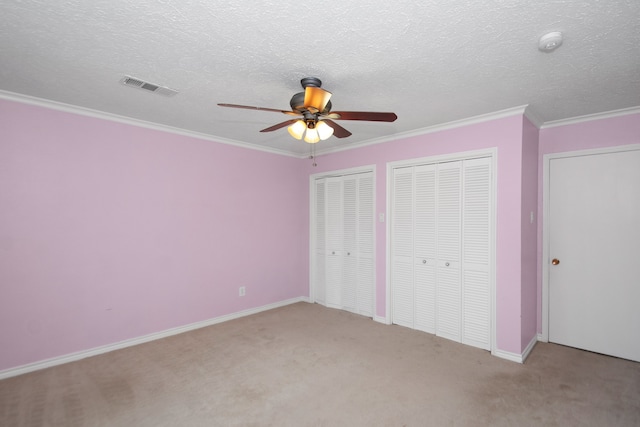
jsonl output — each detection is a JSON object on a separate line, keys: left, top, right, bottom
{"left": 7, "top": 97, "right": 613, "bottom": 371}
{"left": 520, "top": 117, "right": 539, "bottom": 350}
{"left": 536, "top": 111, "right": 640, "bottom": 332}
{"left": 309, "top": 115, "right": 527, "bottom": 354}
{"left": 0, "top": 99, "right": 309, "bottom": 372}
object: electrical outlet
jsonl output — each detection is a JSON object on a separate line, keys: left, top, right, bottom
{"left": 239, "top": 286, "right": 246, "bottom": 297}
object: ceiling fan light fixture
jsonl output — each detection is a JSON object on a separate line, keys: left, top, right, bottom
{"left": 316, "top": 121, "right": 334, "bottom": 140}
{"left": 304, "top": 127, "right": 320, "bottom": 144}
{"left": 287, "top": 120, "right": 306, "bottom": 140}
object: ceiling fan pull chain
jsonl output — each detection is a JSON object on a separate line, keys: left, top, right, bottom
{"left": 310, "top": 144, "right": 317, "bottom": 167}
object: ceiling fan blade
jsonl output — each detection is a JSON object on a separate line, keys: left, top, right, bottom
{"left": 259, "top": 119, "right": 299, "bottom": 133}
{"left": 327, "top": 111, "right": 398, "bottom": 122}
{"left": 218, "top": 103, "right": 298, "bottom": 115}
{"left": 304, "top": 87, "right": 332, "bottom": 113}
{"left": 322, "top": 119, "right": 352, "bottom": 138}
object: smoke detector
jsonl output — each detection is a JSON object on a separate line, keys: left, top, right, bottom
{"left": 538, "top": 32, "right": 563, "bottom": 52}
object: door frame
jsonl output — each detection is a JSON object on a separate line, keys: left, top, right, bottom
{"left": 541, "top": 144, "right": 640, "bottom": 342}
{"left": 309, "top": 164, "right": 377, "bottom": 312}
{"left": 385, "top": 148, "right": 497, "bottom": 354}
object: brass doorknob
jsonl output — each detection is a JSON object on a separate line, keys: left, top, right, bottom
{"left": 552, "top": 258, "right": 560, "bottom": 265}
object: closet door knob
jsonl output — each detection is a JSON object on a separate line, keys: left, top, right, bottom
{"left": 332, "top": 251, "right": 335, "bottom": 255}
{"left": 423, "top": 259, "right": 427, "bottom": 264}
{"left": 445, "top": 262, "right": 450, "bottom": 267}
{"left": 347, "top": 252, "right": 351, "bottom": 256}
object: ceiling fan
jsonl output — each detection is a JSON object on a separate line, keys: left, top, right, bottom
{"left": 218, "top": 77, "right": 398, "bottom": 144}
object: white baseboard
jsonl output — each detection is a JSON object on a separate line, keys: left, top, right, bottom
{"left": 521, "top": 334, "right": 538, "bottom": 363}
{"left": 0, "top": 297, "right": 308, "bottom": 380}
{"left": 493, "top": 334, "right": 539, "bottom": 364}
{"left": 493, "top": 348, "right": 524, "bottom": 363}
{"left": 374, "top": 315, "right": 389, "bottom": 325}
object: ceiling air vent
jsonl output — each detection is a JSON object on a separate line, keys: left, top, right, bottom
{"left": 120, "top": 76, "right": 179, "bottom": 97}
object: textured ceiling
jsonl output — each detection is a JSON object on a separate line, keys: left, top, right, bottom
{"left": 1, "top": 1, "right": 639, "bottom": 156}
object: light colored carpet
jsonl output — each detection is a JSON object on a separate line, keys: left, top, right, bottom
{"left": 1, "top": 302, "right": 639, "bottom": 426}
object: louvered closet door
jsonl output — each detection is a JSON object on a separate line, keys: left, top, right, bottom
{"left": 414, "top": 164, "right": 437, "bottom": 334}
{"left": 325, "top": 177, "right": 343, "bottom": 308}
{"left": 314, "top": 180, "right": 327, "bottom": 304}
{"left": 390, "top": 157, "right": 492, "bottom": 350}
{"left": 461, "top": 158, "right": 491, "bottom": 350}
{"left": 341, "top": 176, "right": 358, "bottom": 312}
{"left": 435, "top": 161, "right": 462, "bottom": 342}
{"left": 313, "top": 172, "right": 375, "bottom": 317}
{"left": 391, "top": 167, "right": 415, "bottom": 328}
{"left": 356, "top": 172, "right": 374, "bottom": 316}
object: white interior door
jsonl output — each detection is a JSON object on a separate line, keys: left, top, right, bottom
{"left": 548, "top": 148, "right": 640, "bottom": 362}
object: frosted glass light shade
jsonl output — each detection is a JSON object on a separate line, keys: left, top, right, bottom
{"left": 287, "top": 120, "right": 306, "bottom": 140}
{"left": 316, "top": 121, "right": 334, "bottom": 140}
{"left": 304, "top": 127, "right": 320, "bottom": 143}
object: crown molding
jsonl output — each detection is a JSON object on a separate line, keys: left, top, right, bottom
{"left": 313, "top": 105, "right": 529, "bottom": 157}
{"left": 541, "top": 106, "right": 640, "bottom": 129}
{"left": 524, "top": 106, "right": 544, "bottom": 129}
{"left": 6, "top": 89, "right": 636, "bottom": 158}
{"left": 0, "top": 90, "right": 299, "bottom": 158}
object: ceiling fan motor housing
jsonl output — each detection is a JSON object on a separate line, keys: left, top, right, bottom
{"left": 292, "top": 76, "right": 330, "bottom": 115}
{"left": 300, "top": 77, "right": 322, "bottom": 88}
{"left": 290, "top": 91, "right": 332, "bottom": 114}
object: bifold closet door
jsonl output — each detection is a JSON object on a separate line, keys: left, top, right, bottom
{"left": 341, "top": 176, "right": 358, "bottom": 312}
{"left": 413, "top": 164, "right": 437, "bottom": 334}
{"left": 355, "top": 173, "right": 374, "bottom": 317}
{"left": 390, "top": 161, "right": 463, "bottom": 340}
{"left": 313, "top": 172, "right": 374, "bottom": 317}
{"left": 390, "top": 157, "right": 492, "bottom": 351}
{"left": 461, "top": 157, "right": 491, "bottom": 350}
{"left": 324, "top": 177, "right": 343, "bottom": 308}
{"left": 391, "top": 167, "right": 415, "bottom": 328}
{"left": 314, "top": 179, "right": 326, "bottom": 305}
{"left": 435, "top": 161, "right": 462, "bottom": 342}
{"left": 341, "top": 173, "right": 374, "bottom": 316}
